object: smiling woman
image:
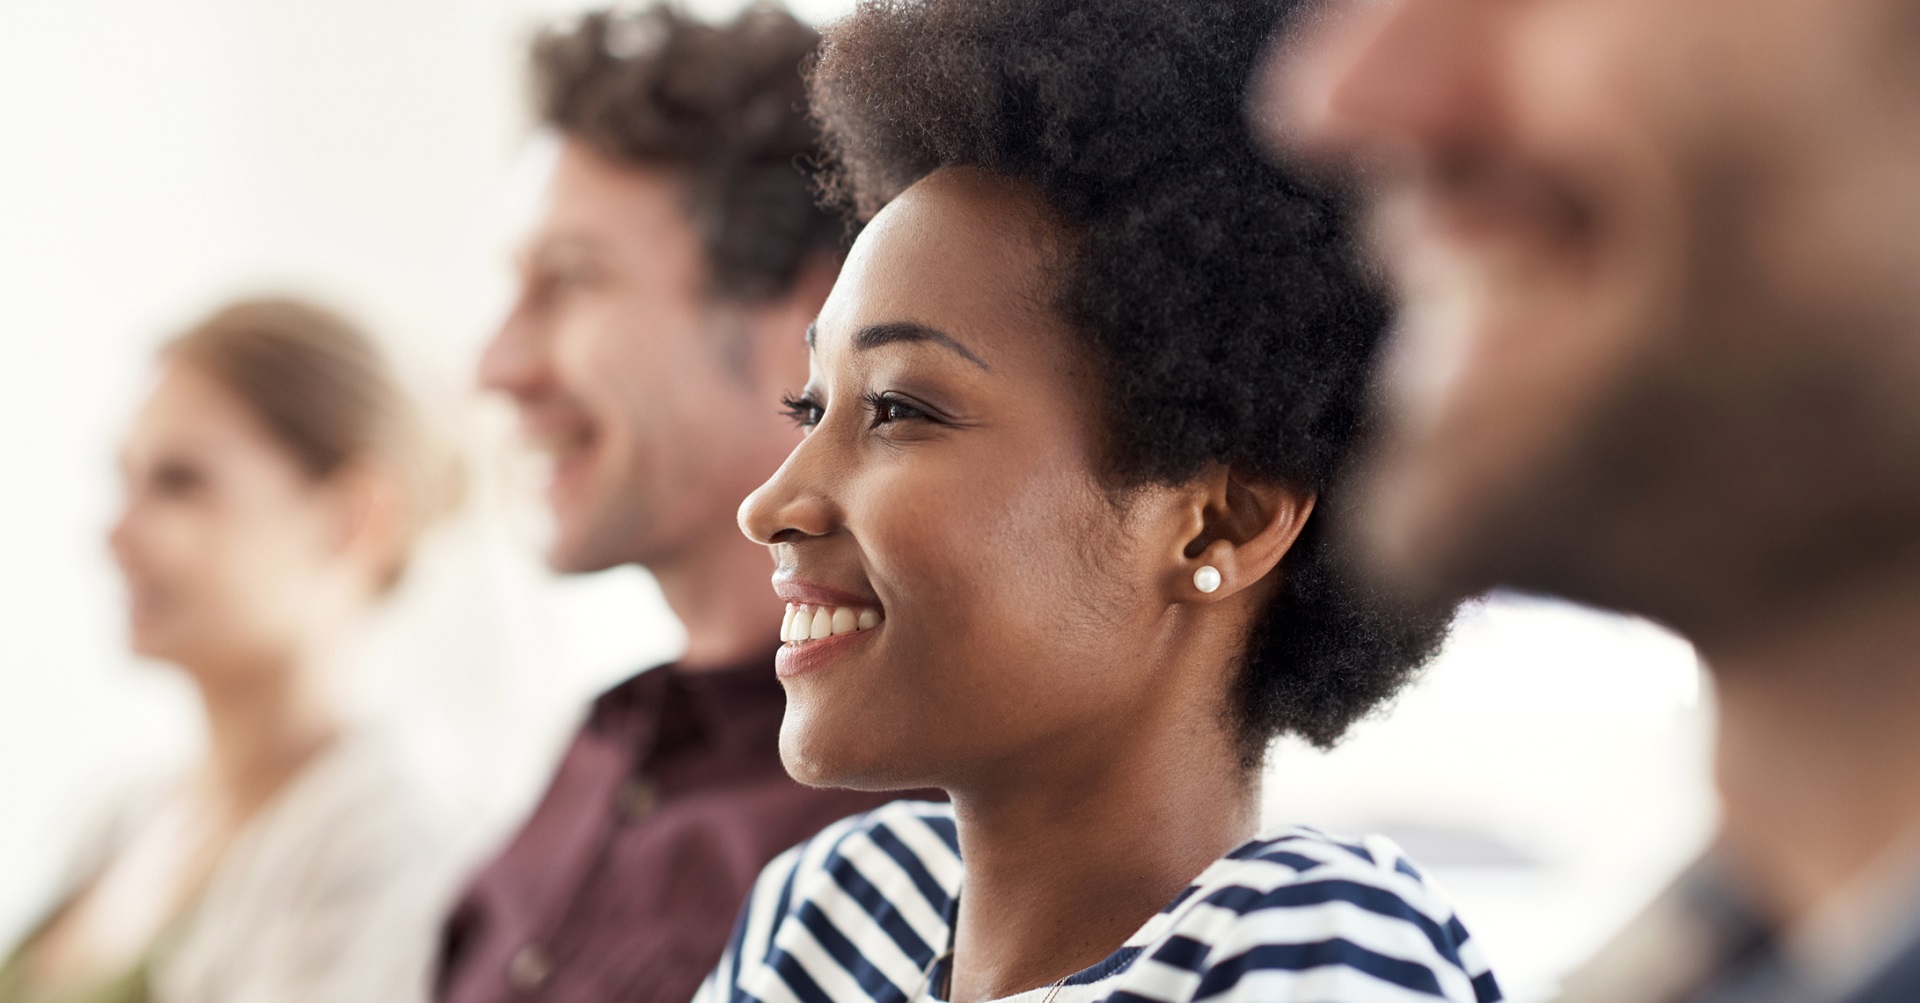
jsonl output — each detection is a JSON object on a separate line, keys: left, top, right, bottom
{"left": 701, "top": 2, "right": 1502, "bottom": 1003}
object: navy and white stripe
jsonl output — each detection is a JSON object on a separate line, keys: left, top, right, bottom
{"left": 695, "top": 801, "right": 1502, "bottom": 1003}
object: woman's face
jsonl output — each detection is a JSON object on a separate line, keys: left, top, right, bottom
{"left": 740, "top": 169, "right": 1229, "bottom": 792}
{"left": 110, "top": 363, "right": 367, "bottom": 678}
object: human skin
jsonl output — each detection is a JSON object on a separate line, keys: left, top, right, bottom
{"left": 47, "top": 362, "right": 397, "bottom": 988}
{"left": 112, "top": 362, "right": 386, "bottom": 679}
{"left": 480, "top": 138, "right": 832, "bottom": 667}
{"left": 738, "top": 168, "right": 1313, "bottom": 1002}
{"left": 1265, "top": 0, "right": 1920, "bottom": 928}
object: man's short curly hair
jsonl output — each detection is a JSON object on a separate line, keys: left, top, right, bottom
{"left": 532, "top": 3, "right": 841, "bottom": 301}
{"left": 810, "top": 0, "right": 1454, "bottom": 760}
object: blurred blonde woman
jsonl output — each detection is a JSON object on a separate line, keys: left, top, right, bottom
{"left": 0, "top": 299, "right": 461, "bottom": 1003}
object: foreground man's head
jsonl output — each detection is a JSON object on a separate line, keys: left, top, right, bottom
{"left": 1265, "top": 2, "right": 1920, "bottom": 993}
{"left": 1269, "top": 0, "right": 1920, "bottom": 651}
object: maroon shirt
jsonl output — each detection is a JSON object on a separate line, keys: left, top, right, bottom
{"left": 435, "top": 655, "right": 900, "bottom": 1003}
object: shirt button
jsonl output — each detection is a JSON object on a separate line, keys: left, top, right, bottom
{"left": 616, "top": 775, "right": 660, "bottom": 823}
{"left": 508, "top": 944, "right": 553, "bottom": 994}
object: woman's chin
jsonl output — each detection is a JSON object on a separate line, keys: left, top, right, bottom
{"left": 778, "top": 722, "right": 924, "bottom": 793}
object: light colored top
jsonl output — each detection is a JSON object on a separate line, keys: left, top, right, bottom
{"left": 0, "top": 947, "right": 151, "bottom": 1003}
{"left": 696, "top": 800, "right": 1503, "bottom": 1003}
{"left": 1, "top": 732, "right": 466, "bottom": 1003}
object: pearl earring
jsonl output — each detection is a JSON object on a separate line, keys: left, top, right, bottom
{"left": 1193, "top": 565, "right": 1222, "bottom": 594}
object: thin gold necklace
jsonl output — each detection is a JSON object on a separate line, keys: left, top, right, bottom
{"left": 915, "top": 951, "right": 1073, "bottom": 1003}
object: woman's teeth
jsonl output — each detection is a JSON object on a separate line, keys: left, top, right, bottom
{"left": 780, "top": 603, "right": 882, "bottom": 644}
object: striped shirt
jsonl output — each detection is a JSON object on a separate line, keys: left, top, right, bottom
{"left": 695, "top": 801, "right": 1502, "bottom": 1003}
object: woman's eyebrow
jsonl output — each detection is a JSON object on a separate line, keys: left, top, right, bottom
{"left": 806, "top": 321, "right": 991, "bottom": 371}
{"left": 856, "top": 322, "right": 991, "bottom": 370}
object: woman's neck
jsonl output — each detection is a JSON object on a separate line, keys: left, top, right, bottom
{"left": 189, "top": 650, "right": 343, "bottom": 817}
{"left": 945, "top": 720, "right": 1258, "bottom": 1002}
{"left": 22, "top": 649, "right": 347, "bottom": 991}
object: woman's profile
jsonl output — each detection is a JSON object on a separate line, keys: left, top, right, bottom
{"left": 699, "top": 1, "right": 1503, "bottom": 1001}
{"left": 0, "top": 299, "right": 462, "bottom": 1003}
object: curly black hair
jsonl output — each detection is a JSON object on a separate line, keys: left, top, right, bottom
{"left": 810, "top": 0, "right": 1454, "bottom": 761}
{"left": 532, "top": 4, "right": 841, "bottom": 301}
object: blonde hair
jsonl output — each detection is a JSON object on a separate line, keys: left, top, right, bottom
{"left": 163, "top": 297, "right": 460, "bottom": 589}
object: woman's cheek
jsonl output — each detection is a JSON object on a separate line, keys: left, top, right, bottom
{"left": 147, "top": 505, "right": 204, "bottom": 587}
{"left": 189, "top": 506, "right": 303, "bottom": 660}
{"left": 918, "top": 472, "right": 1124, "bottom": 697}
{"left": 129, "top": 507, "right": 219, "bottom": 658}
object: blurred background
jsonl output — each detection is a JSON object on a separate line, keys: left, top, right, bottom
{"left": 0, "top": 1, "right": 1712, "bottom": 999}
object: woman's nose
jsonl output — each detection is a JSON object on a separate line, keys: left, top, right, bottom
{"left": 738, "top": 433, "right": 840, "bottom": 547}
{"left": 107, "top": 498, "right": 140, "bottom": 567}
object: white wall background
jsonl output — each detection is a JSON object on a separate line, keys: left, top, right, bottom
{"left": 0, "top": 2, "right": 1713, "bottom": 1000}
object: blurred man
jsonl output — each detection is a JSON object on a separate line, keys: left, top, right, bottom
{"left": 434, "top": 8, "right": 901, "bottom": 1001}
{"left": 1265, "top": 1, "right": 1920, "bottom": 1001}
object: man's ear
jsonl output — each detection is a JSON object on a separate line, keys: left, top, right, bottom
{"left": 748, "top": 254, "right": 841, "bottom": 389}
{"left": 1172, "top": 464, "right": 1316, "bottom": 603}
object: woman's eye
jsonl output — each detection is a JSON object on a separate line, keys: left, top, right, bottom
{"left": 779, "top": 391, "right": 934, "bottom": 432}
{"left": 779, "top": 392, "right": 825, "bottom": 429}
{"left": 863, "top": 392, "right": 927, "bottom": 427}
{"left": 152, "top": 462, "right": 205, "bottom": 496}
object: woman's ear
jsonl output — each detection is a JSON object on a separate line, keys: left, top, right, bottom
{"left": 1173, "top": 465, "right": 1316, "bottom": 603}
{"left": 326, "top": 463, "right": 411, "bottom": 593}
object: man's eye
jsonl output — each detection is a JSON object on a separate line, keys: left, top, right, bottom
{"left": 863, "top": 392, "right": 926, "bottom": 427}
{"left": 523, "top": 276, "right": 563, "bottom": 310}
{"left": 779, "top": 392, "right": 825, "bottom": 429}
{"left": 528, "top": 263, "right": 598, "bottom": 303}
{"left": 552, "top": 265, "right": 598, "bottom": 287}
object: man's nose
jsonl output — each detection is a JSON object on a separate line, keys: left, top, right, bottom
{"left": 1261, "top": 0, "right": 1499, "bottom": 171}
{"left": 478, "top": 304, "right": 546, "bottom": 397}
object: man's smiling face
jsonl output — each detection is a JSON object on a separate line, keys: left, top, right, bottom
{"left": 1269, "top": 0, "right": 1920, "bottom": 637}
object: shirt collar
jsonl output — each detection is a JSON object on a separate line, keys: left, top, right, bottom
{"left": 586, "top": 647, "right": 785, "bottom": 755}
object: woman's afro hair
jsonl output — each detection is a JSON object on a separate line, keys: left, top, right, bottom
{"left": 809, "top": 0, "right": 1455, "bottom": 761}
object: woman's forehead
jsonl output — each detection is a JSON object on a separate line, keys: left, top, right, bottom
{"left": 813, "top": 170, "right": 1065, "bottom": 361}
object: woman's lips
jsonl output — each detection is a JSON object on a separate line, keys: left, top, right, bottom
{"left": 771, "top": 582, "right": 885, "bottom": 677}
{"left": 775, "top": 602, "right": 883, "bottom": 679}
{"left": 774, "top": 623, "right": 878, "bottom": 679}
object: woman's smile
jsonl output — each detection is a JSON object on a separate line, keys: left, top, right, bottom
{"left": 780, "top": 602, "right": 883, "bottom": 643}
{"left": 773, "top": 623, "right": 881, "bottom": 679}
{"left": 773, "top": 579, "right": 887, "bottom": 678}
